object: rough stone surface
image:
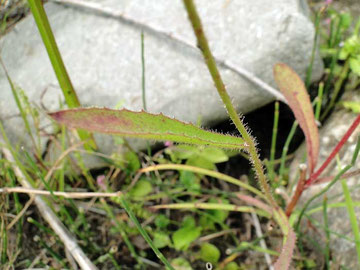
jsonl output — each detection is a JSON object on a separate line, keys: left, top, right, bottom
{"left": 289, "top": 92, "right": 360, "bottom": 269}
{"left": 0, "top": 0, "right": 323, "bottom": 163}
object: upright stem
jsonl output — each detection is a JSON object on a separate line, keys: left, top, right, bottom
{"left": 182, "top": 0, "right": 276, "bottom": 207}
{"left": 27, "top": 0, "right": 96, "bottom": 150}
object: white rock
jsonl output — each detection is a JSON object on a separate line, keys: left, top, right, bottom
{"left": 0, "top": 0, "right": 323, "bottom": 162}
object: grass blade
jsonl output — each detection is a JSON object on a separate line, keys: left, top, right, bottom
{"left": 341, "top": 179, "right": 360, "bottom": 264}
{"left": 27, "top": 0, "right": 96, "bottom": 150}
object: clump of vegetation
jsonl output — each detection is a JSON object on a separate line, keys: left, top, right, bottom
{"left": 1, "top": 0, "right": 359, "bottom": 269}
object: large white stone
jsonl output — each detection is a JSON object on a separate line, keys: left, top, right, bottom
{"left": 0, "top": 0, "right": 323, "bottom": 158}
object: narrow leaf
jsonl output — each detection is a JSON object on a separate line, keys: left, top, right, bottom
{"left": 274, "top": 226, "right": 296, "bottom": 270}
{"left": 273, "top": 63, "right": 319, "bottom": 173}
{"left": 50, "top": 108, "right": 246, "bottom": 149}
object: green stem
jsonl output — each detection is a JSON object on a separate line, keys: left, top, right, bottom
{"left": 27, "top": 0, "right": 96, "bottom": 150}
{"left": 268, "top": 101, "right": 279, "bottom": 182}
{"left": 321, "top": 60, "right": 350, "bottom": 121}
{"left": 182, "top": 0, "right": 276, "bottom": 207}
{"left": 119, "top": 196, "right": 175, "bottom": 270}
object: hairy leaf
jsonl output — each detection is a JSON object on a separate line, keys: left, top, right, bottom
{"left": 273, "top": 63, "right": 319, "bottom": 173}
{"left": 50, "top": 108, "right": 246, "bottom": 149}
{"left": 274, "top": 226, "right": 296, "bottom": 270}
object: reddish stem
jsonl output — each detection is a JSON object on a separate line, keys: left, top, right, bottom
{"left": 286, "top": 164, "right": 307, "bottom": 217}
{"left": 305, "top": 114, "right": 360, "bottom": 187}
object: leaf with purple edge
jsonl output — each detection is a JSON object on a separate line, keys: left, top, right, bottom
{"left": 49, "top": 108, "right": 246, "bottom": 150}
{"left": 273, "top": 63, "right": 319, "bottom": 173}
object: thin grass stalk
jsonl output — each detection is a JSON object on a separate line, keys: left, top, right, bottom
{"left": 139, "top": 164, "right": 266, "bottom": 200}
{"left": 0, "top": 123, "right": 98, "bottom": 270}
{"left": 321, "top": 60, "right": 350, "bottom": 121}
{"left": 118, "top": 196, "right": 176, "bottom": 270}
{"left": 100, "top": 199, "right": 142, "bottom": 267}
{"left": 341, "top": 179, "right": 360, "bottom": 264}
{"left": 305, "top": 9, "right": 322, "bottom": 88}
{"left": 279, "top": 121, "right": 298, "bottom": 181}
{"left": 315, "top": 82, "right": 324, "bottom": 121}
{"left": 322, "top": 195, "right": 330, "bottom": 269}
{"left": 296, "top": 136, "right": 360, "bottom": 232}
{"left": 268, "top": 101, "right": 279, "bottom": 182}
{"left": 151, "top": 202, "right": 271, "bottom": 218}
{"left": 182, "top": 0, "right": 276, "bottom": 207}
{"left": 26, "top": 0, "right": 96, "bottom": 150}
{"left": 0, "top": 60, "right": 39, "bottom": 155}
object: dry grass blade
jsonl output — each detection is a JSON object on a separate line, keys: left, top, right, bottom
{"left": 0, "top": 138, "right": 98, "bottom": 270}
{"left": 0, "top": 187, "right": 122, "bottom": 199}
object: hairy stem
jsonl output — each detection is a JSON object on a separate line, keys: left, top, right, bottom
{"left": 182, "top": 0, "right": 276, "bottom": 207}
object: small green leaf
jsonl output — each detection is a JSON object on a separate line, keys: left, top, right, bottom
{"left": 181, "top": 216, "right": 196, "bottom": 228}
{"left": 186, "top": 156, "right": 215, "bottom": 170}
{"left": 125, "top": 151, "right": 140, "bottom": 171}
{"left": 180, "top": 171, "right": 200, "bottom": 191}
{"left": 199, "top": 147, "right": 229, "bottom": 163}
{"left": 200, "top": 242, "right": 221, "bottom": 264}
{"left": 171, "top": 257, "right": 193, "bottom": 270}
{"left": 172, "top": 226, "right": 202, "bottom": 251}
{"left": 50, "top": 108, "right": 246, "bottom": 150}
{"left": 207, "top": 198, "right": 229, "bottom": 223}
{"left": 199, "top": 215, "right": 215, "bottom": 230}
{"left": 155, "top": 214, "right": 170, "bottom": 229}
{"left": 153, "top": 231, "right": 171, "bottom": 249}
{"left": 349, "top": 56, "right": 360, "bottom": 76}
{"left": 342, "top": 101, "right": 360, "bottom": 113}
{"left": 224, "top": 262, "right": 240, "bottom": 270}
{"left": 173, "top": 145, "right": 198, "bottom": 159}
{"left": 129, "top": 179, "right": 153, "bottom": 197}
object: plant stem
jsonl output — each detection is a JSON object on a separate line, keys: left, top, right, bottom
{"left": 268, "top": 101, "right": 279, "bottom": 182}
{"left": 182, "top": 0, "right": 276, "bottom": 207}
{"left": 285, "top": 164, "right": 307, "bottom": 217}
{"left": 27, "top": 0, "right": 96, "bottom": 150}
{"left": 306, "top": 114, "right": 360, "bottom": 186}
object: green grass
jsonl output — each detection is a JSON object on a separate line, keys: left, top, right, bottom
{"left": 1, "top": 1, "right": 360, "bottom": 269}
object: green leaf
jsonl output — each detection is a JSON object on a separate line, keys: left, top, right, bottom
{"left": 180, "top": 171, "right": 200, "bottom": 191}
{"left": 49, "top": 108, "right": 246, "bottom": 150}
{"left": 125, "top": 151, "right": 140, "bottom": 171}
{"left": 224, "top": 262, "right": 240, "bottom": 270}
{"left": 349, "top": 56, "right": 360, "bottom": 76}
{"left": 171, "top": 257, "right": 193, "bottom": 270}
{"left": 153, "top": 231, "right": 171, "bottom": 249}
{"left": 199, "top": 242, "right": 221, "bottom": 264}
{"left": 129, "top": 179, "right": 153, "bottom": 197}
{"left": 273, "top": 63, "right": 319, "bottom": 173}
{"left": 172, "top": 226, "right": 202, "bottom": 251}
{"left": 199, "top": 215, "right": 215, "bottom": 230}
{"left": 199, "top": 147, "right": 229, "bottom": 163}
{"left": 155, "top": 214, "right": 170, "bottom": 229}
{"left": 207, "top": 198, "right": 229, "bottom": 223}
{"left": 186, "top": 156, "right": 215, "bottom": 170}
{"left": 342, "top": 101, "right": 360, "bottom": 113}
{"left": 181, "top": 216, "right": 196, "bottom": 228}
